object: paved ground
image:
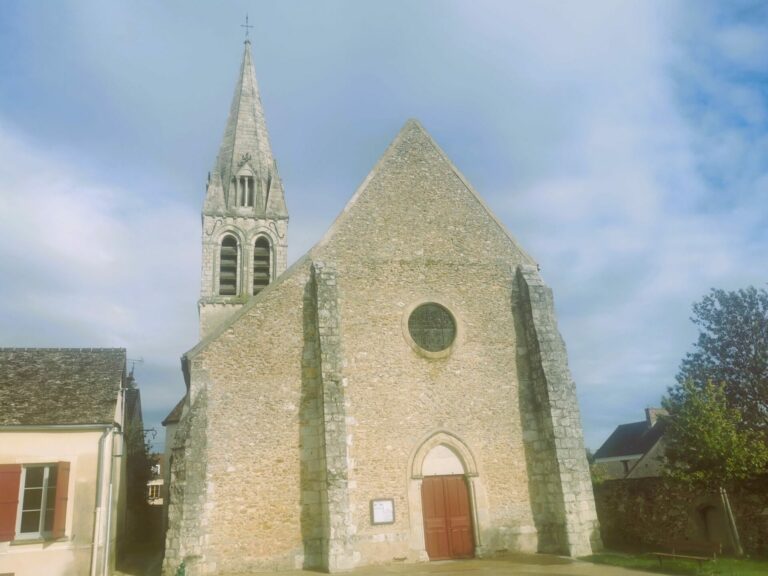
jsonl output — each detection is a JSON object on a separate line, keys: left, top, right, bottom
{"left": 116, "top": 552, "right": 663, "bottom": 576}
{"left": 155, "top": 555, "right": 658, "bottom": 576}
{"left": 344, "top": 555, "right": 657, "bottom": 576}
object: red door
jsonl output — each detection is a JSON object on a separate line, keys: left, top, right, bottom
{"left": 421, "top": 475, "right": 474, "bottom": 559}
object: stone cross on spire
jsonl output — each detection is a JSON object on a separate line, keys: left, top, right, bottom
{"left": 241, "top": 14, "right": 253, "bottom": 40}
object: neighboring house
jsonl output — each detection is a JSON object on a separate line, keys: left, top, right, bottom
{"left": 590, "top": 407, "right": 762, "bottom": 553}
{"left": 160, "top": 396, "right": 184, "bottom": 533}
{"left": 0, "top": 348, "right": 143, "bottom": 576}
{"left": 147, "top": 455, "right": 164, "bottom": 506}
{"left": 122, "top": 382, "right": 150, "bottom": 553}
{"left": 593, "top": 408, "right": 667, "bottom": 479}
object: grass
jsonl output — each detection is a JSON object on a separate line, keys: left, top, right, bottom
{"left": 583, "top": 552, "right": 768, "bottom": 576}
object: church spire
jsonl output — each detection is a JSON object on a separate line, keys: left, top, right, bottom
{"left": 199, "top": 39, "right": 289, "bottom": 338}
{"left": 205, "top": 39, "right": 287, "bottom": 218}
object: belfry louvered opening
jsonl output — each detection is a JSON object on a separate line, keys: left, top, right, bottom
{"left": 219, "top": 235, "right": 238, "bottom": 295}
{"left": 253, "top": 237, "right": 271, "bottom": 294}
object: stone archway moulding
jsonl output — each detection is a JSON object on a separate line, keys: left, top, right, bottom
{"left": 409, "top": 430, "right": 479, "bottom": 479}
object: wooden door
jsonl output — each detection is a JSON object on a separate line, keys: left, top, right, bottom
{"left": 421, "top": 475, "right": 474, "bottom": 559}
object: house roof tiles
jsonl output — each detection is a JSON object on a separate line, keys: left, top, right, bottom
{"left": 162, "top": 395, "right": 185, "bottom": 426}
{"left": 0, "top": 348, "right": 126, "bottom": 426}
{"left": 594, "top": 419, "right": 666, "bottom": 460}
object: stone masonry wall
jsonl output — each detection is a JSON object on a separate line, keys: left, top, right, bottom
{"left": 515, "top": 265, "right": 601, "bottom": 557}
{"left": 199, "top": 270, "right": 309, "bottom": 573}
{"left": 314, "top": 122, "right": 542, "bottom": 561}
{"left": 163, "top": 383, "right": 210, "bottom": 576}
{"left": 594, "top": 477, "right": 768, "bottom": 555}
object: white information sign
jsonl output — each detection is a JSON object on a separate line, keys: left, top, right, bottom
{"left": 371, "top": 498, "right": 395, "bottom": 525}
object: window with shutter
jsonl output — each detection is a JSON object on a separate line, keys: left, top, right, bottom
{"left": 219, "top": 235, "right": 239, "bottom": 295}
{"left": 13, "top": 462, "right": 68, "bottom": 540}
{"left": 0, "top": 464, "right": 21, "bottom": 542}
{"left": 253, "top": 237, "right": 271, "bottom": 295}
{"left": 52, "top": 461, "right": 69, "bottom": 538}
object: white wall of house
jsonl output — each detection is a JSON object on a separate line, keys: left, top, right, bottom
{"left": 593, "top": 454, "right": 643, "bottom": 479}
{"left": 0, "top": 427, "right": 123, "bottom": 576}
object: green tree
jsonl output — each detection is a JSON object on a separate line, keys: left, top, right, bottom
{"left": 585, "top": 448, "right": 607, "bottom": 486}
{"left": 674, "top": 287, "right": 768, "bottom": 431}
{"left": 662, "top": 380, "right": 768, "bottom": 555}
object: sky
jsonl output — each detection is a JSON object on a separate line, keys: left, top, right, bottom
{"left": 0, "top": 1, "right": 766, "bottom": 451}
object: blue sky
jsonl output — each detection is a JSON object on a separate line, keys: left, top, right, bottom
{"left": 0, "top": 1, "right": 766, "bottom": 451}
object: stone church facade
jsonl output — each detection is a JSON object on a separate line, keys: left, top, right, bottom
{"left": 163, "top": 40, "right": 600, "bottom": 575}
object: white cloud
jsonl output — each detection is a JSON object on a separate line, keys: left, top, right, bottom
{"left": 1, "top": 0, "right": 765, "bottom": 452}
{"left": 446, "top": 1, "right": 768, "bottom": 447}
{"left": 0, "top": 122, "right": 199, "bottom": 442}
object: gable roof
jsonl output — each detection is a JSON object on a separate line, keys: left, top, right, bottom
{"left": 162, "top": 395, "right": 186, "bottom": 426}
{"left": 594, "top": 419, "right": 666, "bottom": 460}
{"left": 185, "top": 119, "right": 537, "bottom": 363}
{"left": 0, "top": 348, "right": 125, "bottom": 426}
{"left": 314, "top": 119, "right": 535, "bottom": 260}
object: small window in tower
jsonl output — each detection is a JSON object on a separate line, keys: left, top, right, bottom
{"left": 219, "top": 236, "right": 238, "bottom": 295}
{"left": 253, "top": 237, "right": 271, "bottom": 295}
{"left": 231, "top": 177, "right": 239, "bottom": 206}
{"left": 246, "top": 177, "right": 254, "bottom": 207}
{"left": 232, "top": 176, "right": 255, "bottom": 207}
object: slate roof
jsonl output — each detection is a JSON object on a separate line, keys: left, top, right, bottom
{"left": 125, "top": 387, "right": 143, "bottom": 424}
{"left": 162, "top": 395, "right": 186, "bottom": 426}
{"left": 593, "top": 419, "right": 666, "bottom": 460}
{"left": 0, "top": 348, "right": 125, "bottom": 426}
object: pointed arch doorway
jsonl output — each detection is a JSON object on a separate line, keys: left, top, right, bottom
{"left": 422, "top": 474, "right": 474, "bottom": 559}
{"left": 411, "top": 436, "right": 479, "bottom": 560}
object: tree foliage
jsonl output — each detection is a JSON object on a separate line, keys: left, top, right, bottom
{"left": 586, "top": 448, "right": 607, "bottom": 486}
{"left": 674, "top": 287, "right": 768, "bottom": 431}
{"left": 662, "top": 380, "right": 768, "bottom": 488}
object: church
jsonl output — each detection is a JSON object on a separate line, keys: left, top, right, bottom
{"left": 163, "top": 39, "right": 600, "bottom": 575}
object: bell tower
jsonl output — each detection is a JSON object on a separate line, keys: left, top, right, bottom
{"left": 199, "top": 39, "right": 288, "bottom": 337}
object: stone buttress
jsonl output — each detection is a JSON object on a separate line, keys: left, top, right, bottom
{"left": 306, "top": 262, "right": 358, "bottom": 571}
{"left": 514, "top": 264, "right": 602, "bottom": 556}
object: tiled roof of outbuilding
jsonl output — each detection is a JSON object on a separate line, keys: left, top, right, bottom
{"left": 0, "top": 348, "right": 125, "bottom": 426}
{"left": 594, "top": 419, "right": 666, "bottom": 460}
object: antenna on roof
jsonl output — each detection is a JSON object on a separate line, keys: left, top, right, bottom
{"left": 127, "top": 357, "right": 144, "bottom": 379}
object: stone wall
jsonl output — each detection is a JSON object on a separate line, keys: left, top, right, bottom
{"left": 314, "top": 121, "right": 542, "bottom": 562}
{"left": 594, "top": 477, "right": 768, "bottom": 555}
{"left": 199, "top": 270, "right": 310, "bottom": 574}
{"left": 163, "top": 385, "right": 209, "bottom": 575}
